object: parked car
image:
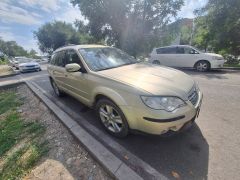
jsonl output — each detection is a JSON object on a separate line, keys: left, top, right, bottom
{"left": 149, "top": 45, "right": 225, "bottom": 71}
{"left": 48, "top": 45, "right": 202, "bottom": 137}
{"left": 14, "top": 57, "right": 41, "bottom": 72}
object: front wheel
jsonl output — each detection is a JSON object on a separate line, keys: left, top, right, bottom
{"left": 50, "top": 79, "right": 65, "bottom": 97}
{"left": 195, "top": 61, "right": 210, "bottom": 72}
{"left": 96, "top": 98, "right": 129, "bottom": 138}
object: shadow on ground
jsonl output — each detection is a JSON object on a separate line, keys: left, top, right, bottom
{"left": 116, "top": 124, "right": 209, "bottom": 179}
{"left": 180, "top": 68, "right": 240, "bottom": 80}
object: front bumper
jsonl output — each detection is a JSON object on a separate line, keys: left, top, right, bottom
{"left": 20, "top": 67, "right": 40, "bottom": 72}
{"left": 210, "top": 60, "right": 225, "bottom": 69}
{"left": 121, "top": 91, "right": 203, "bottom": 135}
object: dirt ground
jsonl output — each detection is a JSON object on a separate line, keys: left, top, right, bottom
{"left": 16, "top": 85, "right": 112, "bottom": 180}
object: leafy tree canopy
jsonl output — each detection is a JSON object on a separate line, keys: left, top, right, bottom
{"left": 0, "top": 38, "right": 28, "bottom": 57}
{"left": 196, "top": 0, "right": 240, "bottom": 55}
{"left": 71, "top": 0, "right": 184, "bottom": 56}
{"left": 34, "top": 21, "right": 95, "bottom": 54}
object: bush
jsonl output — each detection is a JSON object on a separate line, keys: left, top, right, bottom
{"left": 0, "top": 56, "right": 8, "bottom": 65}
{"left": 224, "top": 55, "right": 240, "bottom": 65}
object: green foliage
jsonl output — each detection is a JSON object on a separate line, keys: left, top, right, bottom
{"left": 0, "top": 38, "right": 28, "bottom": 57}
{"left": 71, "top": 0, "right": 184, "bottom": 56}
{"left": 0, "top": 90, "right": 48, "bottom": 180}
{"left": 195, "top": 0, "right": 240, "bottom": 55}
{"left": 34, "top": 21, "right": 95, "bottom": 54}
{"left": 0, "top": 91, "right": 20, "bottom": 115}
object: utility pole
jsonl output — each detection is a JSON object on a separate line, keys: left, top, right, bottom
{"left": 190, "top": 18, "right": 195, "bottom": 45}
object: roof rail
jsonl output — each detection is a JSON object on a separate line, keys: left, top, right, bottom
{"left": 57, "top": 44, "right": 77, "bottom": 49}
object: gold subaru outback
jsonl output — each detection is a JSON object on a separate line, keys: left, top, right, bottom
{"left": 48, "top": 45, "right": 202, "bottom": 137}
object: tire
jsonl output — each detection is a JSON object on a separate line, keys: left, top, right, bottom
{"left": 152, "top": 60, "right": 160, "bottom": 65}
{"left": 50, "top": 79, "right": 65, "bottom": 97}
{"left": 96, "top": 98, "right": 129, "bottom": 138}
{"left": 195, "top": 61, "right": 210, "bottom": 72}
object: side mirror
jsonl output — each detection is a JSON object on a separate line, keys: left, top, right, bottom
{"left": 65, "top": 63, "right": 81, "bottom": 72}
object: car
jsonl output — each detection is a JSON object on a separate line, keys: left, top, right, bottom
{"left": 149, "top": 45, "right": 225, "bottom": 71}
{"left": 15, "top": 57, "right": 41, "bottom": 72}
{"left": 47, "top": 44, "right": 203, "bottom": 137}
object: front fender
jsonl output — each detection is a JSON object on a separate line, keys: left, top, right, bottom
{"left": 91, "top": 86, "right": 128, "bottom": 106}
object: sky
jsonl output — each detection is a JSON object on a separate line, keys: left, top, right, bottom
{"left": 0, "top": 0, "right": 208, "bottom": 54}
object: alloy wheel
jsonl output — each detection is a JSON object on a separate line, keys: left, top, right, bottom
{"left": 99, "top": 104, "right": 123, "bottom": 133}
{"left": 196, "top": 62, "right": 208, "bottom": 71}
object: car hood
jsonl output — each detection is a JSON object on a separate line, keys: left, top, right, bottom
{"left": 19, "top": 62, "right": 39, "bottom": 66}
{"left": 98, "top": 63, "right": 195, "bottom": 100}
{"left": 204, "top": 52, "right": 222, "bottom": 57}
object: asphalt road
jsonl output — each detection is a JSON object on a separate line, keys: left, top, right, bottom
{"left": 17, "top": 66, "right": 240, "bottom": 180}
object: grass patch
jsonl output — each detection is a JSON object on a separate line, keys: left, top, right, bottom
{"left": 0, "top": 90, "right": 48, "bottom": 180}
{"left": 224, "top": 64, "right": 240, "bottom": 68}
{"left": 0, "top": 91, "right": 21, "bottom": 115}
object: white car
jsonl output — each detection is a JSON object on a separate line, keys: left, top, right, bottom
{"left": 149, "top": 45, "right": 225, "bottom": 71}
{"left": 14, "top": 57, "right": 41, "bottom": 73}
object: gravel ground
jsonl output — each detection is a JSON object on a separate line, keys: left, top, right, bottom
{"left": 16, "top": 85, "right": 112, "bottom": 180}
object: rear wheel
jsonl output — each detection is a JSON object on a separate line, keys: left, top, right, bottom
{"left": 50, "top": 79, "right": 65, "bottom": 97}
{"left": 195, "top": 61, "right": 210, "bottom": 72}
{"left": 96, "top": 98, "right": 129, "bottom": 138}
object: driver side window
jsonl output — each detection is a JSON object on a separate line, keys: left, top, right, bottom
{"left": 65, "top": 49, "right": 81, "bottom": 65}
{"left": 184, "top": 47, "right": 198, "bottom": 54}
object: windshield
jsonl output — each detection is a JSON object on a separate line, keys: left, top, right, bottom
{"left": 15, "top": 58, "right": 32, "bottom": 63}
{"left": 79, "top": 47, "right": 138, "bottom": 71}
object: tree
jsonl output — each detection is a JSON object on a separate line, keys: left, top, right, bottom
{"left": 0, "top": 38, "right": 28, "bottom": 57}
{"left": 34, "top": 21, "right": 94, "bottom": 54}
{"left": 196, "top": 0, "right": 240, "bottom": 55}
{"left": 71, "top": 0, "right": 184, "bottom": 56}
{"left": 28, "top": 49, "right": 38, "bottom": 58}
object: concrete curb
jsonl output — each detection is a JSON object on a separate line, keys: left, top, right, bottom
{"left": 221, "top": 67, "right": 240, "bottom": 70}
{"left": 24, "top": 81, "right": 143, "bottom": 180}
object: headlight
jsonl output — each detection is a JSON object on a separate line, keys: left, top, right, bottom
{"left": 212, "top": 56, "right": 223, "bottom": 60}
{"left": 141, "top": 96, "right": 186, "bottom": 112}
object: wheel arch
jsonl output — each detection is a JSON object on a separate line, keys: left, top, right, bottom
{"left": 92, "top": 87, "right": 128, "bottom": 108}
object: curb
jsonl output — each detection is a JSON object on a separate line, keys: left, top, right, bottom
{"left": 25, "top": 81, "right": 143, "bottom": 180}
{"left": 221, "top": 67, "right": 240, "bottom": 70}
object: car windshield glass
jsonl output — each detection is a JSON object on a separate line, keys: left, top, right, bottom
{"left": 16, "top": 58, "right": 31, "bottom": 63}
{"left": 79, "top": 47, "right": 138, "bottom": 71}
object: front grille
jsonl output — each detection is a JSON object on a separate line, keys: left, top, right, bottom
{"left": 26, "top": 65, "right": 35, "bottom": 68}
{"left": 188, "top": 86, "right": 198, "bottom": 106}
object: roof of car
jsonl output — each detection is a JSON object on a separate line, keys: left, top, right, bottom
{"left": 54, "top": 44, "right": 108, "bottom": 52}
{"left": 155, "top": 45, "right": 192, "bottom": 49}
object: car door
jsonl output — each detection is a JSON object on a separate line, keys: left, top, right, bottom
{"left": 176, "top": 46, "right": 200, "bottom": 67}
{"left": 159, "top": 47, "right": 178, "bottom": 67}
{"left": 64, "top": 49, "right": 90, "bottom": 104}
{"left": 51, "top": 51, "right": 67, "bottom": 89}
{"left": 154, "top": 47, "right": 176, "bottom": 66}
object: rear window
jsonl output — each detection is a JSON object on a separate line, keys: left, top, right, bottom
{"left": 156, "top": 47, "right": 177, "bottom": 54}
